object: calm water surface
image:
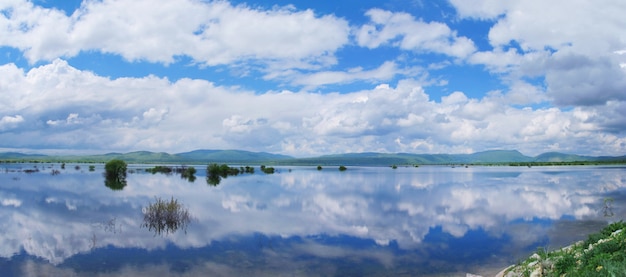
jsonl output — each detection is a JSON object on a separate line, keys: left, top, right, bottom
{"left": 1, "top": 164, "right": 625, "bottom": 276}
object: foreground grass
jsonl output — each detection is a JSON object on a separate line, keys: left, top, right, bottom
{"left": 503, "top": 221, "right": 626, "bottom": 277}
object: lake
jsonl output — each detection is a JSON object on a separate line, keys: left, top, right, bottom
{"left": 1, "top": 164, "right": 625, "bottom": 276}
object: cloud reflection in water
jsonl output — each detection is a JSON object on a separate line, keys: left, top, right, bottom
{"left": 0, "top": 165, "right": 624, "bottom": 275}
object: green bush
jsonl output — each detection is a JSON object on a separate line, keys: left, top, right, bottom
{"left": 206, "top": 164, "right": 251, "bottom": 185}
{"left": 261, "top": 165, "right": 275, "bottom": 174}
{"left": 104, "top": 159, "right": 127, "bottom": 190}
{"left": 105, "top": 159, "right": 127, "bottom": 180}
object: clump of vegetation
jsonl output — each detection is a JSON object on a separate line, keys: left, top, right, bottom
{"left": 339, "top": 165, "right": 347, "bottom": 171}
{"left": 180, "top": 166, "right": 196, "bottom": 182}
{"left": 391, "top": 165, "right": 397, "bottom": 169}
{"left": 104, "top": 159, "right": 127, "bottom": 190}
{"left": 206, "top": 164, "right": 253, "bottom": 185}
{"left": 504, "top": 221, "right": 626, "bottom": 276}
{"left": 146, "top": 165, "right": 198, "bottom": 182}
{"left": 105, "top": 159, "right": 127, "bottom": 180}
{"left": 141, "top": 196, "right": 192, "bottom": 236}
{"left": 207, "top": 164, "right": 242, "bottom": 177}
{"left": 317, "top": 165, "right": 322, "bottom": 170}
{"left": 260, "top": 165, "right": 275, "bottom": 174}
{"left": 23, "top": 168, "right": 39, "bottom": 174}
{"left": 89, "top": 165, "right": 95, "bottom": 171}
{"left": 146, "top": 165, "right": 174, "bottom": 174}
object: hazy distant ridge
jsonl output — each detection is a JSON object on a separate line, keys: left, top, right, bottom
{"left": 0, "top": 149, "right": 624, "bottom": 165}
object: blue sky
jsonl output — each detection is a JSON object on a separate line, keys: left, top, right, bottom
{"left": 1, "top": 0, "right": 625, "bottom": 157}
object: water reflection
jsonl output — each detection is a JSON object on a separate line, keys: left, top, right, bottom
{"left": 141, "top": 196, "right": 192, "bottom": 236}
{"left": 0, "top": 164, "right": 624, "bottom": 275}
{"left": 104, "top": 178, "right": 126, "bottom": 190}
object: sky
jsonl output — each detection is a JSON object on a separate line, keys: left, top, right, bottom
{"left": 0, "top": 0, "right": 625, "bottom": 157}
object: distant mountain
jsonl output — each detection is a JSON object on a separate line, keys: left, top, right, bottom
{"left": 286, "top": 152, "right": 431, "bottom": 166}
{"left": 0, "top": 152, "right": 48, "bottom": 159}
{"left": 533, "top": 152, "right": 587, "bottom": 162}
{"left": 284, "top": 150, "right": 533, "bottom": 165}
{"left": 176, "top": 149, "right": 292, "bottom": 163}
{"left": 466, "top": 150, "right": 533, "bottom": 163}
{"left": 103, "top": 151, "right": 181, "bottom": 163}
{"left": 0, "top": 149, "right": 624, "bottom": 165}
{"left": 532, "top": 152, "right": 626, "bottom": 163}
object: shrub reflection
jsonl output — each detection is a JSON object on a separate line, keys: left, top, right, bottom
{"left": 141, "top": 196, "right": 192, "bottom": 236}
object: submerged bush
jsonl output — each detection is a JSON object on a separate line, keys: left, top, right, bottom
{"left": 206, "top": 164, "right": 252, "bottom": 185}
{"left": 261, "top": 165, "right": 275, "bottom": 174}
{"left": 141, "top": 196, "right": 192, "bottom": 236}
{"left": 180, "top": 166, "right": 196, "bottom": 182}
{"left": 146, "top": 165, "right": 173, "bottom": 174}
{"left": 104, "top": 159, "right": 127, "bottom": 190}
{"left": 105, "top": 159, "right": 127, "bottom": 180}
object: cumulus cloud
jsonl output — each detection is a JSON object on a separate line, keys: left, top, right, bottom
{"left": 284, "top": 61, "right": 404, "bottom": 88}
{"left": 544, "top": 51, "right": 626, "bottom": 106}
{"left": 0, "top": 1, "right": 625, "bottom": 155}
{"left": 0, "top": 0, "right": 350, "bottom": 69}
{"left": 1, "top": 60, "right": 625, "bottom": 156}
{"left": 454, "top": 0, "right": 626, "bottom": 108}
{"left": 356, "top": 9, "right": 476, "bottom": 58}
{"left": 0, "top": 114, "right": 24, "bottom": 130}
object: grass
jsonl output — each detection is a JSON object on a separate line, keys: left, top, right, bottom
{"left": 505, "top": 221, "right": 626, "bottom": 277}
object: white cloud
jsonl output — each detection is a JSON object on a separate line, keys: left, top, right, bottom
{"left": 1, "top": 0, "right": 350, "bottom": 69}
{"left": 544, "top": 51, "right": 626, "bottom": 106}
{"left": 356, "top": 8, "right": 476, "bottom": 58}
{"left": 286, "top": 61, "right": 403, "bottom": 88}
{"left": 453, "top": 0, "right": 626, "bottom": 107}
{"left": 448, "top": 0, "right": 508, "bottom": 20}
{"left": 0, "top": 114, "right": 24, "bottom": 130}
{"left": 1, "top": 60, "right": 625, "bottom": 156}
{"left": 482, "top": 1, "right": 626, "bottom": 55}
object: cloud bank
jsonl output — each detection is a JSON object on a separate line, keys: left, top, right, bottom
{"left": 0, "top": 0, "right": 625, "bottom": 156}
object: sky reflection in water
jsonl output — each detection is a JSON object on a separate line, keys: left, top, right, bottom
{"left": 0, "top": 164, "right": 624, "bottom": 276}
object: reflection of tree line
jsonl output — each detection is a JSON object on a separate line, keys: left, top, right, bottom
{"left": 206, "top": 164, "right": 257, "bottom": 186}
{"left": 145, "top": 165, "right": 197, "bottom": 182}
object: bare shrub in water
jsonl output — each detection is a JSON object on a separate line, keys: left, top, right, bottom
{"left": 141, "top": 196, "right": 192, "bottom": 236}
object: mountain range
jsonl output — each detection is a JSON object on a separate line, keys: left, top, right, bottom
{"left": 1, "top": 149, "right": 625, "bottom": 165}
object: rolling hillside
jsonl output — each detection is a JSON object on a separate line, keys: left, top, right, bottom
{"left": 0, "top": 149, "right": 624, "bottom": 165}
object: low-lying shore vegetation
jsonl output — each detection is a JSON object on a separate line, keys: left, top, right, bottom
{"left": 502, "top": 221, "right": 626, "bottom": 277}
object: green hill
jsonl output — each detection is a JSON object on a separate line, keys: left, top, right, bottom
{"left": 284, "top": 150, "right": 533, "bottom": 166}
{"left": 533, "top": 152, "right": 587, "bottom": 162}
{"left": 0, "top": 149, "right": 624, "bottom": 165}
{"left": 176, "top": 149, "right": 292, "bottom": 163}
